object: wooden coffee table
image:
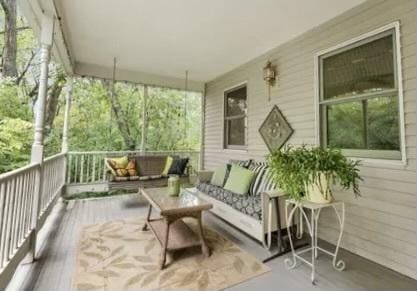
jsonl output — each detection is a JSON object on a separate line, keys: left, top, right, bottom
{"left": 140, "top": 187, "right": 213, "bottom": 269}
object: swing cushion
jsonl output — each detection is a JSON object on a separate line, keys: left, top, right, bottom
{"left": 105, "top": 156, "right": 137, "bottom": 177}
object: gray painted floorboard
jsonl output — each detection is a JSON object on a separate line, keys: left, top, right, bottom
{"left": 6, "top": 194, "right": 417, "bottom": 291}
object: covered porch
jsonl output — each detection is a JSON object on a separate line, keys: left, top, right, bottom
{"left": 7, "top": 195, "right": 416, "bottom": 290}
{"left": 1, "top": 0, "right": 416, "bottom": 290}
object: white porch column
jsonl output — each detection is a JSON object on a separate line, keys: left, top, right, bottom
{"left": 30, "top": 14, "right": 55, "bottom": 261}
{"left": 61, "top": 77, "right": 73, "bottom": 153}
{"left": 31, "top": 14, "right": 55, "bottom": 163}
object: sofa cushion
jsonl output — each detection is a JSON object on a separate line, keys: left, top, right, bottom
{"left": 197, "top": 183, "right": 262, "bottom": 220}
{"left": 224, "top": 165, "right": 255, "bottom": 195}
{"left": 210, "top": 164, "right": 229, "bottom": 187}
{"left": 248, "top": 162, "right": 269, "bottom": 196}
{"left": 104, "top": 158, "right": 117, "bottom": 176}
{"left": 168, "top": 157, "right": 189, "bottom": 175}
{"left": 229, "top": 159, "right": 252, "bottom": 168}
{"left": 110, "top": 156, "right": 129, "bottom": 169}
{"left": 248, "top": 162, "right": 277, "bottom": 196}
{"left": 161, "top": 156, "right": 173, "bottom": 176}
{"left": 126, "top": 159, "right": 138, "bottom": 176}
{"left": 114, "top": 176, "right": 129, "bottom": 181}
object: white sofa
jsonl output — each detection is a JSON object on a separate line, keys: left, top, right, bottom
{"left": 191, "top": 161, "right": 292, "bottom": 248}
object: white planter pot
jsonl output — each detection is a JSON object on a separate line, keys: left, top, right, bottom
{"left": 305, "top": 173, "right": 334, "bottom": 204}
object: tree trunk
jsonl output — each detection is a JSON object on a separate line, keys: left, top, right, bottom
{"left": 102, "top": 80, "right": 136, "bottom": 150}
{"left": 0, "top": 0, "right": 18, "bottom": 78}
{"left": 44, "top": 72, "right": 66, "bottom": 136}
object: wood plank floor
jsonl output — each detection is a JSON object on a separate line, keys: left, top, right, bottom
{"left": 6, "top": 194, "right": 416, "bottom": 291}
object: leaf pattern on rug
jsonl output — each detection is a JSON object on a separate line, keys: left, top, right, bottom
{"left": 133, "top": 255, "right": 153, "bottom": 263}
{"left": 178, "top": 269, "right": 200, "bottom": 287}
{"left": 233, "top": 256, "right": 245, "bottom": 274}
{"left": 74, "top": 218, "right": 270, "bottom": 290}
{"left": 125, "top": 272, "right": 146, "bottom": 287}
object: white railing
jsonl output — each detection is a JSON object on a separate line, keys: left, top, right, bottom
{"left": 0, "top": 153, "right": 66, "bottom": 289}
{"left": 39, "top": 153, "right": 66, "bottom": 221}
{"left": 0, "top": 149, "right": 200, "bottom": 288}
{"left": 66, "top": 150, "right": 201, "bottom": 185}
{"left": 0, "top": 163, "right": 40, "bottom": 271}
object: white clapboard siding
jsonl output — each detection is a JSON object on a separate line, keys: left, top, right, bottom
{"left": 203, "top": 0, "right": 417, "bottom": 279}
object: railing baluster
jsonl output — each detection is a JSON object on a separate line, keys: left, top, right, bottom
{"left": 86, "top": 154, "right": 90, "bottom": 183}
{"left": 0, "top": 182, "right": 6, "bottom": 269}
{"left": 10, "top": 176, "right": 19, "bottom": 252}
{"left": 80, "top": 154, "right": 84, "bottom": 184}
{"left": 92, "top": 155, "right": 96, "bottom": 183}
{"left": 14, "top": 175, "right": 23, "bottom": 249}
{"left": 74, "top": 154, "right": 79, "bottom": 184}
{"left": 6, "top": 179, "right": 16, "bottom": 260}
{"left": 102, "top": 155, "right": 106, "bottom": 182}
{"left": 21, "top": 172, "right": 29, "bottom": 240}
{"left": 67, "top": 153, "right": 72, "bottom": 184}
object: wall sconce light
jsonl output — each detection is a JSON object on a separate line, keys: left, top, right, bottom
{"left": 263, "top": 61, "right": 276, "bottom": 101}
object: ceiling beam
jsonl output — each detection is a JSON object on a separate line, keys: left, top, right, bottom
{"left": 74, "top": 62, "right": 205, "bottom": 92}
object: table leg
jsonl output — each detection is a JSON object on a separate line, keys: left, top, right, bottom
{"left": 142, "top": 204, "right": 152, "bottom": 231}
{"left": 274, "top": 197, "right": 283, "bottom": 252}
{"left": 159, "top": 217, "right": 170, "bottom": 270}
{"left": 196, "top": 213, "right": 210, "bottom": 257}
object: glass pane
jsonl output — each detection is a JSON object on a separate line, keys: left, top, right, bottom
{"left": 226, "top": 86, "right": 247, "bottom": 116}
{"left": 367, "top": 96, "right": 400, "bottom": 151}
{"left": 227, "top": 118, "right": 246, "bottom": 146}
{"left": 327, "top": 101, "right": 365, "bottom": 149}
{"left": 326, "top": 96, "right": 400, "bottom": 151}
{"left": 322, "top": 32, "right": 395, "bottom": 100}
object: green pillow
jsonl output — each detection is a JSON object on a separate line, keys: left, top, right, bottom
{"left": 210, "top": 164, "right": 228, "bottom": 187}
{"left": 162, "top": 156, "right": 173, "bottom": 176}
{"left": 224, "top": 165, "right": 255, "bottom": 195}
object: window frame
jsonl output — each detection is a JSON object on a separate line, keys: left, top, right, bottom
{"left": 314, "top": 22, "right": 406, "bottom": 164}
{"left": 223, "top": 82, "right": 248, "bottom": 150}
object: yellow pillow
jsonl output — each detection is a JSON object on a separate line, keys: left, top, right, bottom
{"left": 111, "top": 156, "right": 128, "bottom": 169}
{"left": 126, "top": 159, "right": 138, "bottom": 176}
{"left": 162, "top": 156, "right": 173, "bottom": 176}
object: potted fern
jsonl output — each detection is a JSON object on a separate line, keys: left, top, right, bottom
{"left": 268, "top": 145, "right": 361, "bottom": 203}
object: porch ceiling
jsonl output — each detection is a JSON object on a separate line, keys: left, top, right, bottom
{"left": 19, "top": 0, "right": 365, "bottom": 90}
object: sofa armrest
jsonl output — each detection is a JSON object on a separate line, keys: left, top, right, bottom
{"left": 196, "top": 170, "right": 214, "bottom": 183}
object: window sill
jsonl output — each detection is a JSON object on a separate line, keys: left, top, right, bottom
{"left": 222, "top": 148, "right": 248, "bottom": 154}
{"left": 349, "top": 157, "right": 407, "bottom": 170}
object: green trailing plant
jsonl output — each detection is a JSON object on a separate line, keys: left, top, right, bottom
{"left": 268, "top": 145, "right": 362, "bottom": 201}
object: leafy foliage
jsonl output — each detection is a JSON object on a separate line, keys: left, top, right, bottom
{"left": 0, "top": 118, "right": 33, "bottom": 172}
{"left": 268, "top": 145, "right": 362, "bottom": 201}
{"left": 0, "top": 7, "right": 202, "bottom": 174}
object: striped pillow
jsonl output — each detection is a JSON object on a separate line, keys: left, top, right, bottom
{"left": 257, "top": 168, "right": 278, "bottom": 194}
{"left": 229, "top": 159, "right": 252, "bottom": 168}
{"left": 248, "top": 162, "right": 277, "bottom": 196}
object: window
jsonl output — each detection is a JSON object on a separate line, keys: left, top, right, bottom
{"left": 224, "top": 84, "right": 247, "bottom": 149}
{"left": 319, "top": 28, "right": 402, "bottom": 160}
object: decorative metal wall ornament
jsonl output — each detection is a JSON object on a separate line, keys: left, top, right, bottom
{"left": 259, "top": 105, "right": 293, "bottom": 152}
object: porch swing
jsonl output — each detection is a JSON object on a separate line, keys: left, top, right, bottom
{"left": 103, "top": 63, "right": 192, "bottom": 191}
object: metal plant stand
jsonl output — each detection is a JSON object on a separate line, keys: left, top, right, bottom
{"left": 262, "top": 192, "right": 308, "bottom": 263}
{"left": 284, "top": 199, "right": 345, "bottom": 285}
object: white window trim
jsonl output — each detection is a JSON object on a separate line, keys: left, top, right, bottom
{"left": 314, "top": 21, "right": 407, "bottom": 166}
{"left": 222, "top": 81, "right": 248, "bottom": 151}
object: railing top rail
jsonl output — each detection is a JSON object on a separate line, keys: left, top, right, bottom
{"left": 0, "top": 163, "right": 40, "bottom": 181}
{"left": 44, "top": 152, "right": 67, "bottom": 162}
{"left": 68, "top": 150, "right": 200, "bottom": 155}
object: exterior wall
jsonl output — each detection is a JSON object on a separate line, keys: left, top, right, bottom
{"left": 203, "top": 0, "right": 416, "bottom": 279}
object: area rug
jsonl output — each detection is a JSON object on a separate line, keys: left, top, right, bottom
{"left": 73, "top": 218, "right": 270, "bottom": 290}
